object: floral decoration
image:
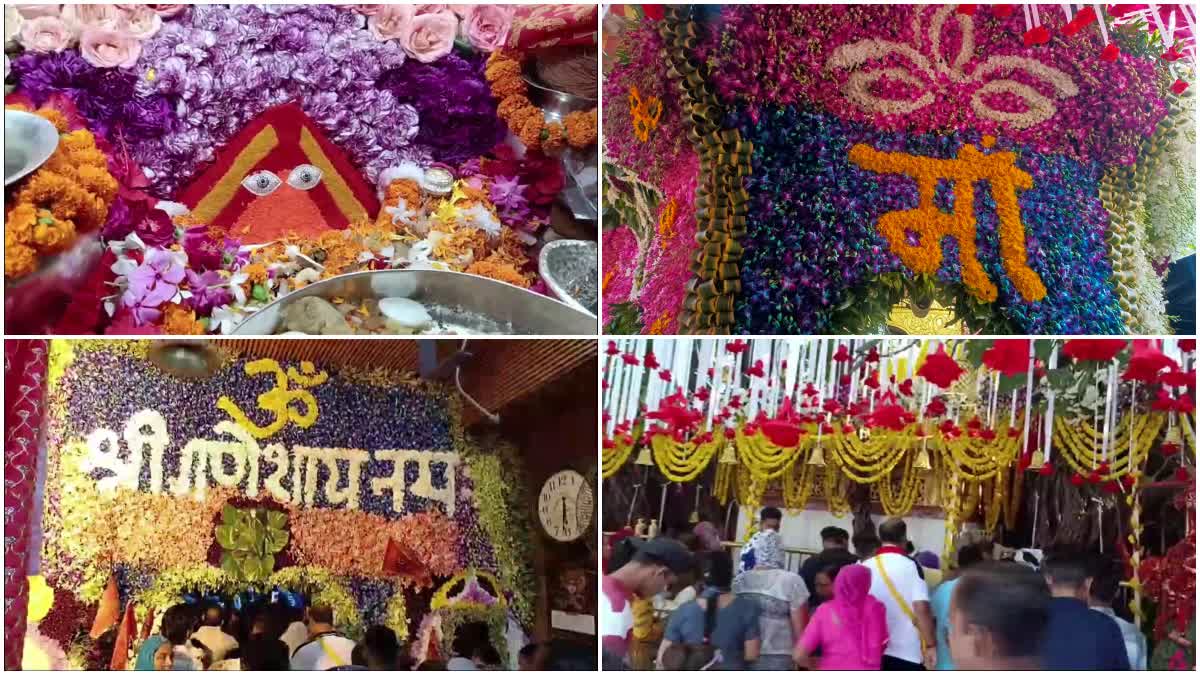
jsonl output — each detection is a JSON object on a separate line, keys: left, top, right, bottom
{"left": 39, "top": 341, "right": 537, "bottom": 663}
{"left": 603, "top": 4, "right": 1191, "bottom": 335}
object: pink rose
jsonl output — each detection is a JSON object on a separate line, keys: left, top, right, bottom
{"left": 145, "top": 4, "right": 186, "bottom": 17}
{"left": 347, "top": 4, "right": 383, "bottom": 16}
{"left": 18, "top": 15, "right": 73, "bottom": 52}
{"left": 14, "top": 5, "right": 61, "bottom": 19}
{"left": 462, "top": 4, "right": 513, "bottom": 53}
{"left": 414, "top": 4, "right": 448, "bottom": 14}
{"left": 121, "top": 5, "right": 161, "bottom": 39}
{"left": 400, "top": 10, "right": 458, "bottom": 63}
{"left": 447, "top": 5, "right": 473, "bottom": 18}
{"left": 367, "top": 4, "right": 415, "bottom": 41}
{"left": 61, "top": 3, "right": 125, "bottom": 30}
{"left": 79, "top": 26, "right": 141, "bottom": 68}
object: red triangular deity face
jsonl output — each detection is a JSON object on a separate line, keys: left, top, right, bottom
{"left": 177, "top": 103, "right": 380, "bottom": 243}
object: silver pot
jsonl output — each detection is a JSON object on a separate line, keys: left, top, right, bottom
{"left": 231, "top": 269, "right": 596, "bottom": 335}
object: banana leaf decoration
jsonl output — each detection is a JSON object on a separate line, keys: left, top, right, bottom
{"left": 215, "top": 505, "right": 290, "bottom": 582}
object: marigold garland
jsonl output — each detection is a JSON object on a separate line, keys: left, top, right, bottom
{"left": 650, "top": 433, "right": 721, "bottom": 482}
{"left": 4, "top": 107, "right": 117, "bottom": 279}
{"left": 602, "top": 436, "right": 636, "bottom": 478}
{"left": 486, "top": 49, "right": 596, "bottom": 151}
{"left": 1053, "top": 412, "right": 1163, "bottom": 480}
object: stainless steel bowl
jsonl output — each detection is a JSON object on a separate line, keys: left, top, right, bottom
{"left": 231, "top": 269, "right": 596, "bottom": 335}
{"left": 539, "top": 239, "right": 597, "bottom": 317}
{"left": 5, "top": 109, "right": 59, "bottom": 186}
{"left": 523, "top": 72, "right": 598, "bottom": 123}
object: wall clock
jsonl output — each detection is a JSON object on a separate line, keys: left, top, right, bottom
{"left": 538, "top": 469, "right": 594, "bottom": 542}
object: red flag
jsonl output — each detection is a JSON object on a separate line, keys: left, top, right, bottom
{"left": 140, "top": 606, "right": 156, "bottom": 642}
{"left": 110, "top": 601, "right": 136, "bottom": 671}
{"left": 90, "top": 575, "right": 121, "bottom": 639}
{"left": 383, "top": 538, "right": 432, "bottom": 588}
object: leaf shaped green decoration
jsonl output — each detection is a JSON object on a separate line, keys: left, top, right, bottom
{"left": 266, "top": 510, "right": 287, "bottom": 530}
{"left": 220, "top": 552, "right": 243, "bottom": 578}
{"left": 214, "top": 505, "right": 290, "bottom": 582}
{"left": 215, "top": 524, "right": 238, "bottom": 550}
{"left": 264, "top": 529, "right": 290, "bottom": 554}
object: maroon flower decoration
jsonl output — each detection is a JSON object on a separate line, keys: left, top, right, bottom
{"left": 917, "top": 345, "right": 965, "bottom": 388}
{"left": 1122, "top": 340, "right": 1178, "bottom": 383}
{"left": 1062, "top": 338, "right": 1126, "bottom": 362}
{"left": 982, "top": 339, "right": 1030, "bottom": 377}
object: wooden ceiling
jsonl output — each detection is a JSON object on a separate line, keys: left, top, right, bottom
{"left": 218, "top": 338, "right": 596, "bottom": 424}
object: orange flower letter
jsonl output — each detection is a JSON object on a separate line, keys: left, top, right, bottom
{"left": 849, "top": 142, "right": 1046, "bottom": 303}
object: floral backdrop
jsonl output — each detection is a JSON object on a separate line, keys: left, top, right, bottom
{"left": 4, "top": 4, "right": 597, "bottom": 335}
{"left": 602, "top": 4, "right": 1196, "bottom": 335}
{"left": 30, "top": 341, "right": 535, "bottom": 667}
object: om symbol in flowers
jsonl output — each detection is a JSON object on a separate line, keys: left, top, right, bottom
{"left": 217, "top": 359, "right": 330, "bottom": 440}
{"left": 849, "top": 141, "right": 1047, "bottom": 303}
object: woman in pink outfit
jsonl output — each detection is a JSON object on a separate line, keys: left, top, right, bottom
{"left": 793, "top": 564, "right": 888, "bottom": 669}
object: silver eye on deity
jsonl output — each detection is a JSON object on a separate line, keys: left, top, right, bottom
{"left": 242, "top": 170, "right": 282, "bottom": 196}
{"left": 286, "top": 164, "right": 324, "bottom": 191}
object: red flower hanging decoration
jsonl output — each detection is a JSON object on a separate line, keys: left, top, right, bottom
{"left": 1100, "top": 43, "right": 1121, "bottom": 62}
{"left": 917, "top": 344, "right": 965, "bottom": 388}
{"left": 1170, "top": 78, "right": 1189, "bottom": 95}
{"left": 746, "top": 359, "right": 766, "bottom": 378}
{"left": 1180, "top": 339, "right": 1195, "bottom": 353}
{"left": 658, "top": 368, "right": 672, "bottom": 382}
{"left": 868, "top": 403, "right": 912, "bottom": 431}
{"left": 643, "top": 351, "right": 660, "bottom": 369}
{"left": 982, "top": 339, "right": 1030, "bottom": 377}
{"left": 695, "top": 386, "right": 710, "bottom": 402}
{"left": 605, "top": 340, "right": 619, "bottom": 356}
{"left": 1070, "top": 473, "right": 1086, "bottom": 486}
{"left": 898, "top": 378, "right": 914, "bottom": 397}
{"left": 1123, "top": 340, "right": 1178, "bottom": 383}
{"left": 1062, "top": 339, "right": 1126, "bottom": 361}
{"left": 1061, "top": 6, "right": 1097, "bottom": 36}
{"left": 621, "top": 352, "right": 640, "bottom": 366}
{"left": 1023, "top": 25, "right": 1051, "bottom": 46}
{"left": 1039, "top": 463, "right": 1054, "bottom": 476}
{"left": 833, "top": 344, "right": 850, "bottom": 362}
{"left": 865, "top": 370, "right": 881, "bottom": 389}
{"left": 925, "top": 397, "right": 947, "bottom": 417}
{"left": 802, "top": 383, "right": 820, "bottom": 398}
{"left": 726, "top": 340, "right": 750, "bottom": 355}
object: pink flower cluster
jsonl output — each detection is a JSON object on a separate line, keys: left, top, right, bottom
{"left": 601, "top": 226, "right": 639, "bottom": 326}
{"left": 704, "top": 4, "right": 1168, "bottom": 166}
{"left": 349, "top": 4, "right": 513, "bottom": 62}
{"left": 14, "top": 3, "right": 186, "bottom": 68}
{"left": 635, "top": 150, "right": 700, "bottom": 334}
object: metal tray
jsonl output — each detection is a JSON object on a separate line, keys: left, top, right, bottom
{"left": 231, "top": 269, "right": 596, "bottom": 335}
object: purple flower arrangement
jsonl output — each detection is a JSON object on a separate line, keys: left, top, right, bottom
{"left": 376, "top": 51, "right": 508, "bottom": 167}
{"left": 733, "top": 107, "right": 1125, "bottom": 334}
{"left": 703, "top": 4, "right": 1168, "bottom": 167}
{"left": 124, "top": 4, "right": 427, "bottom": 196}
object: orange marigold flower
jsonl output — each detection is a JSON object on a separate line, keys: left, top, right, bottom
{"left": 518, "top": 115, "right": 544, "bottom": 152}
{"left": 5, "top": 242, "right": 38, "bottom": 279}
{"left": 37, "top": 108, "right": 70, "bottom": 133}
{"left": 242, "top": 262, "right": 269, "bottom": 285}
{"left": 6, "top": 203, "right": 38, "bottom": 245}
{"left": 60, "top": 128, "right": 97, "bottom": 154}
{"left": 564, "top": 109, "right": 598, "bottom": 148}
{"left": 466, "top": 258, "right": 531, "bottom": 288}
{"left": 162, "top": 304, "right": 207, "bottom": 335}
{"left": 484, "top": 58, "right": 522, "bottom": 84}
{"left": 543, "top": 121, "right": 566, "bottom": 153}
{"left": 497, "top": 95, "right": 534, "bottom": 122}
{"left": 77, "top": 164, "right": 119, "bottom": 203}
{"left": 491, "top": 74, "right": 527, "bottom": 100}
{"left": 32, "top": 210, "right": 76, "bottom": 254}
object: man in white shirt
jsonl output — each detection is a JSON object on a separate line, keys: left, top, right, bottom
{"left": 1089, "top": 562, "right": 1148, "bottom": 670}
{"left": 289, "top": 605, "right": 356, "bottom": 671}
{"left": 864, "top": 519, "right": 937, "bottom": 670}
{"left": 192, "top": 603, "right": 239, "bottom": 663}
